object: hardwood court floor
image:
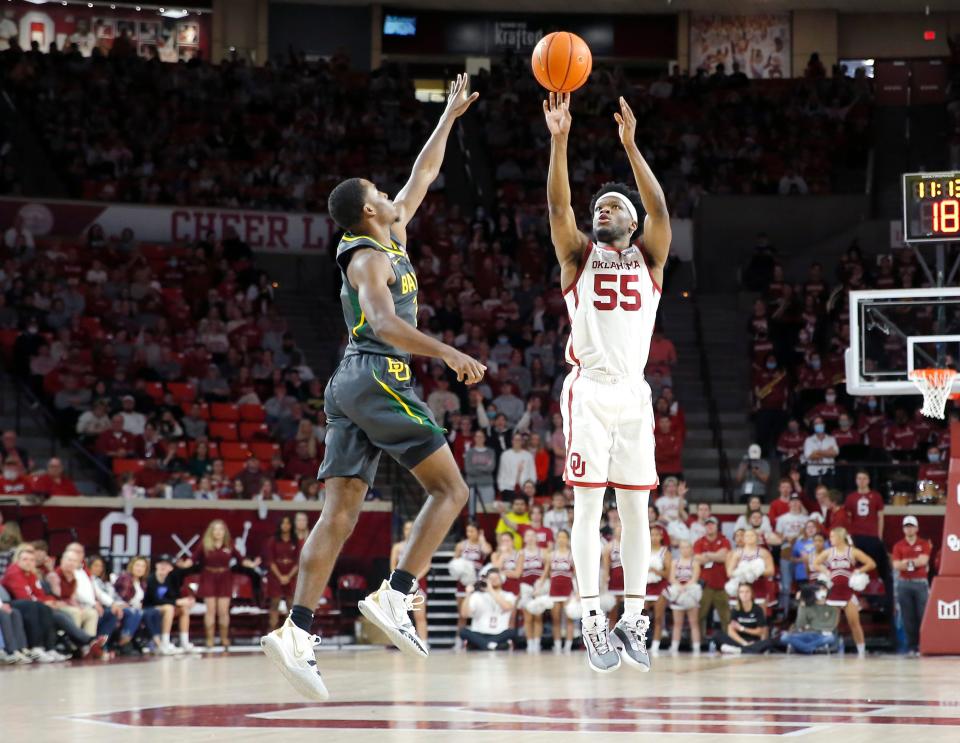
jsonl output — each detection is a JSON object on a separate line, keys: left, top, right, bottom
{"left": 4, "top": 648, "right": 960, "bottom": 742}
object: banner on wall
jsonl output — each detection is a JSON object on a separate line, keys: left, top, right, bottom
{"left": 0, "top": 197, "right": 333, "bottom": 254}
{"left": 689, "top": 13, "right": 791, "bottom": 79}
{"left": 0, "top": 1, "right": 210, "bottom": 61}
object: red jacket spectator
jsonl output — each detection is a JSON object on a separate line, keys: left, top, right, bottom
{"left": 804, "top": 401, "right": 845, "bottom": 428}
{"left": 884, "top": 419, "right": 917, "bottom": 455}
{"left": 284, "top": 447, "right": 321, "bottom": 480}
{"left": 2, "top": 562, "right": 56, "bottom": 603}
{"left": 31, "top": 457, "right": 79, "bottom": 496}
{"left": 753, "top": 368, "right": 788, "bottom": 410}
{"left": 845, "top": 485, "right": 884, "bottom": 538}
{"left": 797, "top": 363, "right": 829, "bottom": 392}
{"left": 96, "top": 417, "right": 140, "bottom": 458}
{"left": 857, "top": 409, "right": 886, "bottom": 449}
{"left": 776, "top": 425, "right": 806, "bottom": 460}
{"left": 654, "top": 418, "right": 683, "bottom": 475}
{"left": 892, "top": 535, "right": 933, "bottom": 580}
{"left": 694, "top": 529, "right": 731, "bottom": 590}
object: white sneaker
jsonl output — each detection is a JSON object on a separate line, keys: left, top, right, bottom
{"left": 357, "top": 580, "right": 429, "bottom": 659}
{"left": 612, "top": 613, "right": 651, "bottom": 672}
{"left": 581, "top": 611, "right": 621, "bottom": 673}
{"left": 0, "top": 650, "right": 16, "bottom": 665}
{"left": 159, "top": 643, "right": 182, "bottom": 656}
{"left": 12, "top": 650, "right": 33, "bottom": 664}
{"left": 260, "top": 617, "right": 329, "bottom": 702}
{"left": 36, "top": 650, "right": 60, "bottom": 663}
{"left": 720, "top": 643, "right": 742, "bottom": 655}
{"left": 180, "top": 641, "right": 201, "bottom": 654}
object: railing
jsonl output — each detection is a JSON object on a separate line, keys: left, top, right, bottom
{"left": 691, "top": 296, "right": 734, "bottom": 502}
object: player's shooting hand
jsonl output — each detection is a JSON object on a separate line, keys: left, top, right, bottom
{"left": 443, "top": 348, "right": 486, "bottom": 385}
{"left": 542, "top": 92, "right": 572, "bottom": 136}
{"left": 613, "top": 96, "right": 637, "bottom": 148}
{"left": 442, "top": 73, "right": 479, "bottom": 121}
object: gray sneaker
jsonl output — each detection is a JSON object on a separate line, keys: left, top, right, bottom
{"left": 613, "top": 613, "right": 651, "bottom": 672}
{"left": 581, "top": 611, "right": 621, "bottom": 673}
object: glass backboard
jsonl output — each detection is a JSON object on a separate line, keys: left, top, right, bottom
{"left": 845, "top": 287, "right": 960, "bottom": 396}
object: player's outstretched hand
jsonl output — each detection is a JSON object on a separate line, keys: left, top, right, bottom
{"left": 443, "top": 72, "right": 479, "bottom": 120}
{"left": 443, "top": 348, "right": 486, "bottom": 385}
{"left": 543, "top": 92, "right": 572, "bottom": 136}
{"left": 613, "top": 95, "right": 636, "bottom": 147}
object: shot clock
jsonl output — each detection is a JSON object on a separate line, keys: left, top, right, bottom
{"left": 902, "top": 171, "right": 960, "bottom": 243}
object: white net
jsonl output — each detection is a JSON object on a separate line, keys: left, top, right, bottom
{"left": 909, "top": 368, "right": 958, "bottom": 419}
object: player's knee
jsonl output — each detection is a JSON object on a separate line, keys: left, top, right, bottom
{"left": 442, "top": 479, "right": 469, "bottom": 507}
{"left": 321, "top": 508, "right": 361, "bottom": 540}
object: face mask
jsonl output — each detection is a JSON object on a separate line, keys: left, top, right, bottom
{"left": 766, "top": 361, "right": 776, "bottom": 370}
{"left": 814, "top": 424, "right": 825, "bottom": 434}
{"left": 929, "top": 453, "right": 940, "bottom": 463}
{"left": 825, "top": 394, "right": 836, "bottom": 404}
{"left": 810, "top": 359, "right": 821, "bottom": 370}
{"left": 816, "top": 590, "right": 827, "bottom": 602}
{"left": 867, "top": 400, "right": 877, "bottom": 410}
{"left": 3, "top": 468, "right": 16, "bottom": 480}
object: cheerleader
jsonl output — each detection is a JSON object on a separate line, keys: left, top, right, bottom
{"left": 453, "top": 521, "right": 491, "bottom": 636}
{"left": 725, "top": 528, "right": 776, "bottom": 607}
{"left": 519, "top": 527, "right": 547, "bottom": 652}
{"left": 264, "top": 515, "right": 300, "bottom": 631}
{"left": 491, "top": 532, "right": 522, "bottom": 598}
{"left": 813, "top": 526, "right": 876, "bottom": 657}
{"left": 192, "top": 519, "right": 260, "bottom": 651}
{"left": 666, "top": 540, "right": 701, "bottom": 655}
{"left": 390, "top": 520, "right": 428, "bottom": 644}
{"left": 544, "top": 530, "right": 575, "bottom": 653}
{"left": 645, "top": 524, "right": 671, "bottom": 655}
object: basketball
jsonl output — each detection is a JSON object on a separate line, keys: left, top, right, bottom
{"left": 531, "top": 32, "right": 592, "bottom": 93}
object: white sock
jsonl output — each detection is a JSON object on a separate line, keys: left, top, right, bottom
{"left": 857, "top": 643, "right": 866, "bottom": 654}
{"left": 617, "top": 488, "right": 651, "bottom": 614}
{"left": 571, "top": 486, "right": 605, "bottom": 617}
{"left": 161, "top": 633, "right": 171, "bottom": 646}
{"left": 180, "top": 632, "right": 190, "bottom": 646}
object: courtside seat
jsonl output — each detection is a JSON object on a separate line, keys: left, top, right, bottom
{"left": 219, "top": 442, "right": 252, "bottom": 460}
{"left": 223, "top": 459, "right": 246, "bottom": 479}
{"left": 167, "top": 382, "right": 197, "bottom": 403}
{"left": 239, "top": 422, "right": 270, "bottom": 442}
{"left": 210, "top": 403, "right": 240, "bottom": 422}
{"left": 250, "top": 442, "right": 281, "bottom": 461}
{"left": 239, "top": 404, "right": 266, "bottom": 422}
{"left": 208, "top": 422, "right": 239, "bottom": 441}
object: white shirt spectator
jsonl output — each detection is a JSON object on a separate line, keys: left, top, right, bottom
{"left": 655, "top": 494, "right": 684, "bottom": 523}
{"left": 778, "top": 172, "right": 809, "bottom": 195}
{"left": 543, "top": 507, "right": 570, "bottom": 537}
{"left": 120, "top": 410, "right": 147, "bottom": 436}
{"left": 4, "top": 225, "right": 34, "bottom": 251}
{"left": 775, "top": 512, "right": 809, "bottom": 541}
{"left": 468, "top": 589, "right": 516, "bottom": 634}
{"left": 497, "top": 447, "right": 536, "bottom": 493}
{"left": 71, "top": 568, "right": 98, "bottom": 609}
{"left": 803, "top": 432, "right": 838, "bottom": 476}
{"left": 77, "top": 408, "right": 112, "bottom": 437}
{"left": 734, "top": 513, "right": 773, "bottom": 534}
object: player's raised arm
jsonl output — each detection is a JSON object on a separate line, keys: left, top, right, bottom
{"left": 615, "top": 96, "right": 671, "bottom": 270}
{"left": 348, "top": 248, "right": 485, "bottom": 384}
{"left": 393, "top": 73, "right": 478, "bottom": 243}
{"left": 544, "top": 92, "right": 590, "bottom": 288}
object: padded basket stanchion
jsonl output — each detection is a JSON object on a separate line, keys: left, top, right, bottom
{"left": 909, "top": 368, "right": 958, "bottom": 419}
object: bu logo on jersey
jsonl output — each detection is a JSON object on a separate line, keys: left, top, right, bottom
{"left": 569, "top": 452, "right": 586, "bottom": 478}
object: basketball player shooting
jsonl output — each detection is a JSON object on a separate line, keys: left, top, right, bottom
{"left": 262, "top": 74, "right": 485, "bottom": 700}
{"left": 543, "top": 92, "right": 670, "bottom": 673}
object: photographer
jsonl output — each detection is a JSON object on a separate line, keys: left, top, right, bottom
{"left": 458, "top": 565, "right": 517, "bottom": 651}
{"left": 735, "top": 444, "right": 770, "bottom": 502}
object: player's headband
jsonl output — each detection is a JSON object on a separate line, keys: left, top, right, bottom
{"left": 597, "top": 192, "right": 638, "bottom": 224}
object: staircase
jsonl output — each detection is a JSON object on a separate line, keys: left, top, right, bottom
{"left": 425, "top": 547, "right": 460, "bottom": 648}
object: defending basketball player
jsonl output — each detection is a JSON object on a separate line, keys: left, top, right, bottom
{"left": 543, "top": 92, "right": 670, "bottom": 673}
{"left": 261, "top": 74, "right": 485, "bottom": 701}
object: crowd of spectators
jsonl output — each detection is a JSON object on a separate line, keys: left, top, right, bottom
{"left": 745, "top": 241, "right": 958, "bottom": 499}
{"left": 0, "top": 219, "right": 329, "bottom": 502}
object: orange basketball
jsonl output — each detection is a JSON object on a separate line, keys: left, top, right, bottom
{"left": 531, "top": 31, "right": 592, "bottom": 94}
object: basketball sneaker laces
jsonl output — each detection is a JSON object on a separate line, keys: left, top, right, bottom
{"left": 620, "top": 614, "right": 649, "bottom": 654}
{"left": 584, "top": 615, "right": 613, "bottom": 655}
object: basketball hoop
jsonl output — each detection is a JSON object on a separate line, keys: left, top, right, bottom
{"left": 909, "top": 368, "right": 958, "bottom": 419}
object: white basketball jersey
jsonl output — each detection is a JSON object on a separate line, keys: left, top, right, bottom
{"left": 563, "top": 243, "right": 661, "bottom": 375}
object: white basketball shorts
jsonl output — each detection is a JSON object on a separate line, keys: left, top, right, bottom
{"left": 560, "top": 368, "right": 659, "bottom": 491}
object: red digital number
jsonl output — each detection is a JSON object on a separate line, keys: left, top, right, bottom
{"left": 934, "top": 199, "right": 960, "bottom": 234}
{"left": 592, "top": 274, "right": 642, "bottom": 312}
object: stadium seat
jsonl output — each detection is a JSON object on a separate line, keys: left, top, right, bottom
{"left": 144, "top": 382, "right": 165, "bottom": 402}
{"left": 231, "top": 573, "right": 255, "bottom": 601}
{"left": 223, "top": 460, "right": 246, "bottom": 479}
{"left": 186, "top": 440, "right": 219, "bottom": 459}
{"left": 239, "top": 422, "right": 270, "bottom": 442}
{"left": 249, "top": 442, "right": 281, "bottom": 461}
{"left": 276, "top": 479, "right": 299, "bottom": 499}
{"left": 239, "top": 404, "right": 266, "bottom": 422}
{"left": 208, "top": 422, "right": 239, "bottom": 441}
{"left": 210, "top": 403, "right": 240, "bottom": 422}
{"left": 167, "top": 382, "right": 196, "bottom": 403}
{"left": 220, "top": 442, "right": 252, "bottom": 460}
{"left": 112, "top": 458, "right": 146, "bottom": 475}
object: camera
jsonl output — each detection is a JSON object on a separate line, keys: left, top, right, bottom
{"left": 474, "top": 579, "right": 487, "bottom": 592}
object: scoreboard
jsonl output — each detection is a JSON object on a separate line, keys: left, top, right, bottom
{"left": 903, "top": 171, "right": 960, "bottom": 243}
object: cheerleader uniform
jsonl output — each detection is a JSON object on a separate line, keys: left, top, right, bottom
{"left": 455, "top": 541, "right": 486, "bottom": 598}
{"left": 520, "top": 548, "right": 545, "bottom": 587}
{"left": 736, "top": 548, "right": 776, "bottom": 607}
{"left": 500, "top": 550, "right": 520, "bottom": 595}
{"left": 548, "top": 551, "right": 575, "bottom": 600}
{"left": 668, "top": 557, "right": 696, "bottom": 610}
{"left": 826, "top": 546, "right": 858, "bottom": 607}
{"left": 264, "top": 536, "right": 300, "bottom": 599}
{"left": 645, "top": 545, "right": 669, "bottom": 600}
{"left": 608, "top": 541, "right": 624, "bottom": 596}
{"left": 193, "top": 545, "right": 241, "bottom": 599}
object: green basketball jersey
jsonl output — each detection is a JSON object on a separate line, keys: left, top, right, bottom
{"left": 335, "top": 233, "right": 418, "bottom": 359}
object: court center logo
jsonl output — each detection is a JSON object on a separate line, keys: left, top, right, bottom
{"left": 569, "top": 452, "right": 586, "bottom": 478}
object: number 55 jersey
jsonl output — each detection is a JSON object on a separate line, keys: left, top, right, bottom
{"left": 560, "top": 242, "right": 662, "bottom": 490}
